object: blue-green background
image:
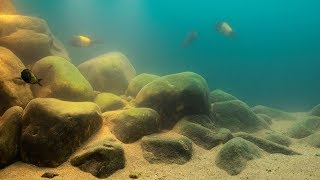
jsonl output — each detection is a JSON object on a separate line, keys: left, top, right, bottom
{"left": 13, "top": 0, "right": 320, "bottom": 111}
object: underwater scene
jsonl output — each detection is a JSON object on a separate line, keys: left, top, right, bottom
{"left": 0, "top": 0, "right": 320, "bottom": 179}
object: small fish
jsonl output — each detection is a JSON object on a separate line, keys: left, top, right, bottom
{"left": 70, "top": 35, "right": 103, "bottom": 47}
{"left": 20, "top": 69, "right": 42, "bottom": 86}
{"left": 215, "top": 21, "right": 236, "bottom": 37}
{"left": 181, "top": 31, "right": 198, "bottom": 47}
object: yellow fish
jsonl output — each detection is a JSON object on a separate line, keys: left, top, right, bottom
{"left": 215, "top": 21, "right": 236, "bottom": 37}
{"left": 70, "top": 35, "right": 102, "bottom": 47}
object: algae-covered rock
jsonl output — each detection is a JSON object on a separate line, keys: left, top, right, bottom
{"left": 252, "top": 105, "right": 294, "bottom": 120}
{"left": 211, "top": 100, "right": 269, "bottom": 132}
{"left": 0, "top": 15, "right": 70, "bottom": 65}
{"left": 136, "top": 72, "right": 210, "bottom": 129}
{"left": 215, "top": 137, "right": 263, "bottom": 175}
{"left": 174, "top": 120, "right": 232, "bottom": 150}
{"left": 310, "top": 104, "right": 320, "bottom": 117}
{"left": 141, "top": 134, "right": 193, "bottom": 164}
{"left": 104, "top": 108, "right": 160, "bottom": 143}
{"left": 306, "top": 132, "right": 320, "bottom": 148}
{"left": 209, "top": 89, "right": 238, "bottom": 103}
{"left": 71, "top": 139, "right": 125, "bottom": 178}
{"left": 0, "top": 47, "right": 33, "bottom": 114}
{"left": 31, "top": 56, "right": 94, "bottom": 101}
{"left": 179, "top": 114, "right": 216, "bottom": 130}
{"left": 234, "top": 132, "right": 300, "bottom": 155}
{"left": 126, "top": 73, "right": 160, "bottom": 97}
{"left": 78, "top": 52, "right": 136, "bottom": 95}
{"left": 263, "top": 131, "right": 292, "bottom": 147}
{"left": 257, "top": 113, "right": 273, "bottom": 125}
{"left": 20, "top": 98, "right": 102, "bottom": 167}
{"left": 0, "top": 106, "right": 23, "bottom": 168}
{"left": 0, "top": 0, "right": 16, "bottom": 15}
{"left": 94, "top": 93, "right": 126, "bottom": 112}
{"left": 287, "top": 116, "right": 320, "bottom": 139}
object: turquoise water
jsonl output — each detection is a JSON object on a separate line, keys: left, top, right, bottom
{"left": 14, "top": 0, "right": 320, "bottom": 111}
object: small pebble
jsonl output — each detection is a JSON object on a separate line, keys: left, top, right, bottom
{"left": 41, "top": 172, "right": 59, "bottom": 179}
{"left": 129, "top": 172, "right": 141, "bottom": 179}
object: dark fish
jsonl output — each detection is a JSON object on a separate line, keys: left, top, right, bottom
{"left": 181, "top": 31, "right": 198, "bottom": 47}
{"left": 20, "top": 69, "right": 43, "bottom": 86}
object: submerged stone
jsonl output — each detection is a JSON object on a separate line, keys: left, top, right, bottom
{"left": 0, "top": 47, "right": 33, "bottom": 114}
{"left": 215, "top": 137, "right": 263, "bottom": 175}
{"left": 252, "top": 105, "right": 294, "bottom": 120}
{"left": 94, "top": 93, "right": 126, "bottom": 112}
{"left": 78, "top": 52, "right": 136, "bottom": 95}
{"left": 71, "top": 139, "right": 125, "bottom": 178}
{"left": 31, "top": 56, "right": 94, "bottom": 101}
{"left": 136, "top": 72, "right": 210, "bottom": 129}
{"left": 0, "top": 106, "right": 23, "bottom": 168}
{"left": 141, "top": 134, "right": 193, "bottom": 164}
{"left": 104, "top": 108, "right": 160, "bottom": 143}
{"left": 287, "top": 116, "right": 320, "bottom": 139}
{"left": 209, "top": 89, "right": 238, "bottom": 103}
{"left": 126, "top": 73, "right": 160, "bottom": 97}
{"left": 20, "top": 98, "right": 102, "bottom": 167}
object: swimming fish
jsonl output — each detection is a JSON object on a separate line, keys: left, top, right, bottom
{"left": 215, "top": 21, "right": 236, "bottom": 37}
{"left": 181, "top": 31, "right": 198, "bottom": 47}
{"left": 20, "top": 69, "right": 42, "bottom": 86}
{"left": 70, "top": 35, "right": 102, "bottom": 47}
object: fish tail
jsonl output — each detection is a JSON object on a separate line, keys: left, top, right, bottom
{"left": 37, "top": 79, "right": 43, "bottom": 86}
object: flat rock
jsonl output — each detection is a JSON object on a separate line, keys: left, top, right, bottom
{"left": 71, "top": 139, "right": 125, "bottom": 178}
{"left": 211, "top": 100, "right": 269, "bottom": 132}
{"left": 78, "top": 52, "right": 136, "bottom": 95}
{"left": 141, "top": 134, "right": 193, "bottom": 164}
{"left": 31, "top": 56, "right": 94, "bottom": 101}
{"left": 215, "top": 137, "right": 263, "bottom": 175}
{"left": 0, "top": 47, "right": 33, "bottom": 114}
{"left": 104, "top": 108, "right": 160, "bottom": 143}
{"left": 234, "top": 132, "right": 300, "bottom": 155}
{"left": 126, "top": 73, "right": 160, "bottom": 97}
{"left": 20, "top": 98, "right": 102, "bottom": 167}
{"left": 136, "top": 72, "right": 210, "bottom": 129}
{"left": 0, "top": 106, "right": 23, "bottom": 168}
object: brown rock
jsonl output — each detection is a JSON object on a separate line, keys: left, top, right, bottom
{"left": 0, "top": 47, "right": 33, "bottom": 114}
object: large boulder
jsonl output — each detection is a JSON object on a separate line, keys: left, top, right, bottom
{"left": 71, "top": 139, "right": 125, "bottom": 178}
{"left": 31, "top": 56, "right": 94, "bottom": 101}
{"left": 211, "top": 100, "right": 269, "bottom": 132}
{"left": 0, "top": 47, "right": 33, "bottom": 114}
{"left": 215, "top": 137, "right": 263, "bottom": 175}
{"left": 287, "top": 116, "right": 320, "bottom": 139}
{"left": 209, "top": 89, "right": 238, "bottom": 103}
{"left": 263, "top": 131, "right": 292, "bottom": 147}
{"left": 20, "top": 98, "right": 102, "bottom": 167}
{"left": 104, "top": 108, "right": 160, "bottom": 143}
{"left": 126, "top": 73, "right": 160, "bottom": 97}
{"left": 78, "top": 52, "right": 136, "bottom": 95}
{"left": 141, "top": 134, "right": 193, "bottom": 164}
{"left": 0, "top": 106, "right": 23, "bottom": 168}
{"left": 136, "top": 72, "right": 210, "bottom": 129}
{"left": 0, "top": 15, "right": 69, "bottom": 65}
{"left": 94, "top": 93, "right": 126, "bottom": 112}
{"left": 252, "top": 105, "right": 294, "bottom": 120}
{"left": 0, "top": 0, "right": 16, "bottom": 15}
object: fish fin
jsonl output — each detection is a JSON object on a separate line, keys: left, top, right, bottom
{"left": 92, "top": 39, "right": 104, "bottom": 45}
{"left": 37, "top": 79, "right": 43, "bottom": 86}
{"left": 229, "top": 31, "right": 236, "bottom": 38}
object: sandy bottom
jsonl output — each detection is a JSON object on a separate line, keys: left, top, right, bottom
{"left": 1, "top": 115, "right": 320, "bottom": 180}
